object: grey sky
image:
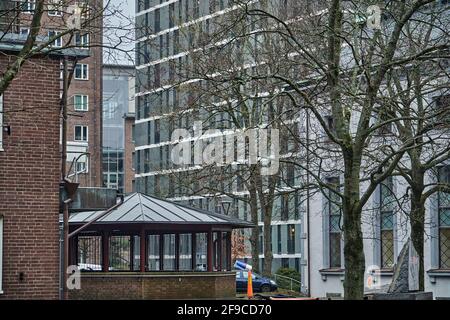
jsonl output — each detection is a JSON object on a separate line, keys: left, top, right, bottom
{"left": 103, "top": 0, "right": 135, "bottom": 66}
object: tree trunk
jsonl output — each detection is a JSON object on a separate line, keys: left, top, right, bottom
{"left": 263, "top": 204, "right": 273, "bottom": 277}
{"left": 410, "top": 171, "right": 425, "bottom": 291}
{"left": 342, "top": 155, "right": 366, "bottom": 299}
{"left": 249, "top": 189, "right": 260, "bottom": 272}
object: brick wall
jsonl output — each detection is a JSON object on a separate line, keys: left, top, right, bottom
{"left": 68, "top": 272, "right": 236, "bottom": 300}
{"left": 0, "top": 54, "right": 61, "bottom": 299}
{"left": 124, "top": 115, "right": 135, "bottom": 193}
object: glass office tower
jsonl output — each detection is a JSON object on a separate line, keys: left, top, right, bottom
{"left": 134, "top": 0, "right": 303, "bottom": 273}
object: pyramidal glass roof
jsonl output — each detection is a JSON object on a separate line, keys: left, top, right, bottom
{"left": 69, "top": 192, "right": 253, "bottom": 228}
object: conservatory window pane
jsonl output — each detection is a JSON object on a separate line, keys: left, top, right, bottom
{"left": 148, "top": 234, "right": 160, "bottom": 271}
{"left": 163, "top": 234, "right": 176, "bottom": 270}
{"left": 133, "top": 236, "right": 140, "bottom": 271}
{"left": 221, "top": 232, "right": 229, "bottom": 271}
{"left": 109, "top": 236, "right": 131, "bottom": 271}
{"left": 195, "top": 233, "right": 207, "bottom": 271}
{"left": 179, "top": 234, "right": 192, "bottom": 271}
{"left": 77, "top": 235, "right": 102, "bottom": 271}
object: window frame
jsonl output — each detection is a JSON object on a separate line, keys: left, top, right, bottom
{"left": 47, "top": 0, "right": 63, "bottom": 16}
{"left": 74, "top": 125, "right": 88, "bottom": 142}
{"left": 73, "top": 94, "right": 89, "bottom": 111}
{"left": 48, "top": 30, "right": 62, "bottom": 48}
{"left": 438, "top": 165, "right": 450, "bottom": 269}
{"left": 379, "top": 177, "right": 395, "bottom": 269}
{"left": 327, "top": 176, "right": 342, "bottom": 268}
{"left": 22, "top": 0, "right": 36, "bottom": 14}
{"left": 74, "top": 32, "right": 89, "bottom": 48}
{"left": 74, "top": 63, "right": 89, "bottom": 80}
{"left": 20, "top": 27, "right": 30, "bottom": 36}
{"left": 76, "top": 234, "right": 103, "bottom": 271}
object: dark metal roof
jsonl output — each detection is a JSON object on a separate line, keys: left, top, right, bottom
{"left": 69, "top": 192, "right": 254, "bottom": 228}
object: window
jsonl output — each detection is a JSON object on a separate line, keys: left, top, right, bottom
{"left": 20, "top": 28, "right": 30, "bottom": 36}
{"left": 76, "top": 160, "right": 87, "bottom": 173}
{"left": 221, "top": 232, "right": 230, "bottom": 271}
{"left": 288, "top": 224, "right": 296, "bottom": 254}
{"left": 433, "top": 95, "right": 450, "bottom": 125}
{"left": 148, "top": 234, "right": 160, "bottom": 270}
{"left": 376, "top": 111, "right": 393, "bottom": 135}
{"left": 48, "top": 30, "right": 62, "bottom": 47}
{"left": 75, "top": 32, "right": 89, "bottom": 48}
{"left": 74, "top": 94, "right": 88, "bottom": 111}
{"left": 325, "top": 115, "right": 336, "bottom": 134}
{"left": 103, "top": 100, "right": 117, "bottom": 120}
{"left": 258, "top": 227, "right": 264, "bottom": 255}
{"left": 327, "top": 177, "right": 342, "bottom": 268}
{"left": 438, "top": 166, "right": 450, "bottom": 269}
{"left": 0, "top": 215, "right": 3, "bottom": 294}
{"left": 195, "top": 233, "right": 207, "bottom": 271}
{"left": 281, "top": 193, "right": 289, "bottom": 221}
{"left": 109, "top": 235, "right": 133, "bottom": 271}
{"left": 154, "top": 8, "right": 160, "bottom": 33}
{"left": 163, "top": 234, "right": 176, "bottom": 270}
{"left": 0, "top": 95, "right": 3, "bottom": 151}
{"left": 380, "top": 177, "right": 395, "bottom": 268}
{"left": 277, "top": 225, "right": 282, "bottom": 254}
{"left": 47, "top": 0, "right": 63, "bottom": 16}
{"left": 77, "top": 235, "right": 102, "bottom": 271}
{"left": 74, "top": 125, "right": 88, "bottom": 141}
{"left": 213, "top": 232, "right": 220, "bottom": 271}
{"left": 179, "top": 234, "right": 192, "bottom": 270}
{"left": 74, "top": 64, "right": 89, "bottom": 80}
{"left": 22, "top": 0, "right": 35, "bottom": 13}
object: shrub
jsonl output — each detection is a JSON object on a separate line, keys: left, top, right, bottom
{"left": 275, "top": 268, "right": 301, "bottom": 282}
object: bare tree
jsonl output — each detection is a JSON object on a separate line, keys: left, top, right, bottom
{"left": 380, "top": 9, "right": 450, "bottom": 289}
{"left": 191, "top": 0, "right": 447, "bottom": 299}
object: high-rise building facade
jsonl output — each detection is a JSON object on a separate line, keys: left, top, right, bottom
{"left": 134, "top": 0, "right": 303, "bottom": 274}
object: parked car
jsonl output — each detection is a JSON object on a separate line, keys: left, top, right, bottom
{"left": 235, "top": 270, "right": 277, "bottom": 293}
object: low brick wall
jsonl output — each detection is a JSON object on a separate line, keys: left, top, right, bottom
{"left": 69, "top": 272, "right": 236, "bottom": 300}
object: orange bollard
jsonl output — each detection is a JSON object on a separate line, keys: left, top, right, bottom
{"left": 247, "top": 270, "right": 253, "bottom": 299}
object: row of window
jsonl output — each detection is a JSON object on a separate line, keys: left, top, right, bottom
{"left": 136, "top": 0, "right": 229, "bottom": 38}
{"left": 19, "top": 27, "right": 90, "bottom": 49}
{"left": 21, "top": 0, "right": 63, "bottom": 16}
{"left": 257, "top": 224, "right": 300, "bottom": 255}
{"left": 136, "top": 0, "right": 229, "bottom": 15}
{"left": 326, "top": 170, "right": 450, "bottom": 270}
{"left": 76, "top": 231, "right": 230, "bottom": 272}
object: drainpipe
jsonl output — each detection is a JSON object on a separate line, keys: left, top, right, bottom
{"left": 61, "top": 57, "right": 68, "bottom": 181}
{"left": 59, "top": 57, "right": 69, "bottom": 300}
{"left": 63, "top": 198, "right": 72, "bottom": 300}
{"left": 306, "top": 109, "right": 311, "bottom": 297}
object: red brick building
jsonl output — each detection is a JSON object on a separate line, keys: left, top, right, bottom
{"left": 0, "top": 34, "right": 86, "bottom": 299}
{"left": 7, "top": 0, "right": 104, "bottom": 188}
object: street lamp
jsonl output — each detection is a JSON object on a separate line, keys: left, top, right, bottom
{"left": 221, "top": 200, "right": 232, "bottom": 216}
